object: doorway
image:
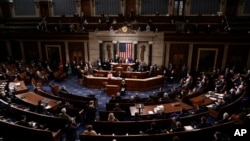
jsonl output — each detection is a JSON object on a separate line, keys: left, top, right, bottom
{"left": 174, "top": 0, "right": 185, "bottom": 16}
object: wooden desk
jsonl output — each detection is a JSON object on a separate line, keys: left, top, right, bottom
{"left": 111, "top": 63, "right": 135, "bottom": 71}
{"left": 105, "top": 85, "right": 120, "bottom": 96}
{"left": 15, "top": 92, "right": 60, "bottom": 110}
{"left": 83, "top": 75, "right": 163, "bottom": 91}
{"left": 129, "top": 100, "right": 193, "bottom": 116}
{"left": 189, "top": 95, "right": 214, "bottom": 106}
{"left": 8, "top": 81, "right": 28, "bottom": 94}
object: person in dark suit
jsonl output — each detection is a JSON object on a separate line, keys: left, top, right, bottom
{"left": 170, "top": 121, "right": 185, "bottom": 132}
{"left": 144, "top": 122, "right": 163, "bottom": 134}
{"left": 16, "top": 115, "right": 30, "bottom": 127}
{"left": 120, "top": 79, "right": 127, "bottom": 96}
{"left": 194, "top": 116, "right": 210, "bottom": 129}
{"left": 112, "top": 103, "right": 123, "bottom": 111}
{"left": 114, "top": 54, "right": 120, "bottom": 63}
{"left": 116, "top": 71, "right": 122, "bottom": 78}
{"left": 36, "top": 100, "right": 49, "bottom": 115}
{"left": 65, "top": 120, "right": 78, "bottom": 141}
{"left": 131, "top": 112, "right": 143, "bottom": 121}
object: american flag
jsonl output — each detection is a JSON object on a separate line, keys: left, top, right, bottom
{"left": 118, "top": 43, "right": 133, "bottom": 59}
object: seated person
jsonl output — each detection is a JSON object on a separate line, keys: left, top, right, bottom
{"left": 59, "top": 107, "right": 76, "bottom": 125}
{"left": 169, "top": 121, "right": 185, "bottom": 132}
{"left": 16, "top": 115, "right": 31, "bottom": 127}
{"left": 194, "top": 116, "right": 210, "bottom": 129}
{"left": 109, "top": 95, "right": 117, "bottom": 103}
{"left": 131, "top": 112, "right": 143, "bottom": 121}
{"left": 112, "top": 103, "right": 123, "bottom": 111}
{"left": 107, "top": 71, "right": 113, "bottom": 79}
{"left": 215, "top": 112, "right": 231, "bottom": 124}
{"left": 169, "top": 108, "right": 188, "bottom": 121}
{"left": 107, "top": 112, "right": 119, "bottom": 122}
{"left": 36, "top": 100, "right": 49, "bottom": 115}
{"left": 82, "top": 124, "right": 97, "bottom": 135}
{"left": 116, "top": 71, "right": 122, "bottom": 78}
{"left": 144, "top": 122, "right": 163, "bottom": 134}
{"left": 16, "top": 115, "right": 44, "bottom": 129}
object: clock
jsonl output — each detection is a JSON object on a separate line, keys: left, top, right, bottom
{"left": 121, "top": 26, "right": 128, "bottom": 33}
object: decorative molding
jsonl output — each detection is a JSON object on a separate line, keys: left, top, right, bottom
{"left": 148, "top": 41, "right": 153, "bottom": 44}
{"left": 112, "top": 41, "right": 117, "bottom": 44}
{"left": 133, "top": 41, "right": 138, "bottom": 44}
{"left": 98, "top": 40, "right": 103, "bottom": 44}
{"left": 115, "top": 26, "right": 136, "bottom": 34}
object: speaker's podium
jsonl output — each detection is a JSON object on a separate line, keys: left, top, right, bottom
{"left": 105, "top": 85, "right": 120, "bottom": 96}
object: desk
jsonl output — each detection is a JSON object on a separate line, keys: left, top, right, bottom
{"left": 8, "top": 81, "right": 28, "bottom": 94}
{"left": 111, "top": 63, "right": 135, "bottom": 71}
{"left": 83, "top": 75, "right": 163, "bottom": 91}
{"left": 105, "top": 85, "right": 120, "bottom": 96}
{"left": 15, "top": 92, "right": 60, "bottom": 110}
{"left": 189, "top": 95, "right": 214, "bottom": 106}
{"left": 129, "top": 100, "right": 193, "bottom": 116}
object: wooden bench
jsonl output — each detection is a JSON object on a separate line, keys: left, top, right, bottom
{"left": 80, "top": 121, "right": 235, "bottom": 141}
{"left": 90, "top": 118, "right": 173, "bottom": 135}
{"left": 0, "top": 119, "right": 61, "bottom": 141}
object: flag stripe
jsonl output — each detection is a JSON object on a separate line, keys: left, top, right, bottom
{"left": 118, "top": 43, "right": 133, "bottom": 59}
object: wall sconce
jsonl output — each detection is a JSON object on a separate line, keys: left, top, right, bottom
{"left": 75, "top": 0, "right": 80, "bottom": 7}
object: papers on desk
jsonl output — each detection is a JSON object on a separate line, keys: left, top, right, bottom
{"left": 45, "top": 105, "right": 51, "bottom": 109}
{"left": 206, "top": 104, "right": 215, "bottom": 108}
{"left": 209, "top": 97, "right": 217, "bottom": 101}
{"left": 148, "top": 111, "right": 154, "bottom": 114}
{"left": 184, "top": 126, "right": 194, "bottom": 131}
{"left": 246, "top": 113, "right": 250, "bottom": 117}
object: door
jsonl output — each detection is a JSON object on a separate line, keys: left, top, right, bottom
{"left": 72, "top": 51, "right": 83, "bottom": 64}
{"left": 40, "top": 2, "right": 49, "bottom": 17}
{"left": 174, "top": 0, "right": 185, "bottom": 16}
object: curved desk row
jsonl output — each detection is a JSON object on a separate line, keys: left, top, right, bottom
{"left": 83, "top": 75, "right": 164, "bottom": 91}
{"left": 80, "top": 121, "right": 235, "bottom": 141}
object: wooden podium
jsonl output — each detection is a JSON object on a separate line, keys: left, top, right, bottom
{"left": 105, "top": 85, "right": 120, "bottom": 96}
